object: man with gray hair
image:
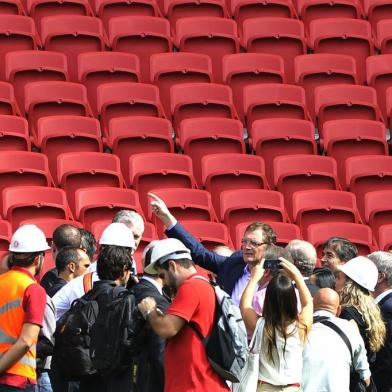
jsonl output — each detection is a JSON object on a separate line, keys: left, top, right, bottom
{"left": 286, "top": 239, "right": 319, "bottom": 296}
{"left": 368, "top": 251, "right": 392, "bottom": 392}
{"left": 113, "top": 209, "right": 145, "bottom": 249}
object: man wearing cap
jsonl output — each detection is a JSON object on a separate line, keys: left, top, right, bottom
{"left": 0, "top": 225, "right": 50, "bottom": 391}
{"left": 138, "top": 238, "right": 230, "bottom": 392}
{"left": 133, "top": 241, "right": 170, "bottom": 392}
{"left": 149, "top": 193, "right": 277, "bottom": 304}
{"left": 52, "top": 223, "right": 136, "bottom": 320}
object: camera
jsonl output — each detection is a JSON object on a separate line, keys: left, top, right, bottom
{"left": 263, "top": 259, "right": 280, "bottom": 271}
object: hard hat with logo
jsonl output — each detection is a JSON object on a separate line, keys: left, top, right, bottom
{"left": 338, "top": 256, "right": 379, "bottom": 292}
{"left": 99, "top": 222, "right": 136, "bottom": 249}
{"left": 144, "top": 238, "right": 191, "bottom": 274}
{"left": 9, "top": 225, "right": 51, "bottom": 253}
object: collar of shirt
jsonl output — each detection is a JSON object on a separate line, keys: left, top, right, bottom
{"left": 141, "top": 276, "right": 163, "bottom": 295}
{"left": 313, "top": 309, "right": 335, "bottom": 319}
{"left": 11, "top": 266, "right": 36, "bottom": 280}
{"left": 375, "top": 288, "right": 392, "bottom": 304}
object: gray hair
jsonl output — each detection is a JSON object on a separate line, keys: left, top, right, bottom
{"left": 368, "top": 251, "right": 392, "bottom": 287}
{"left": 112, "top": 210, "right": 145, "bottom": 232}
{"left": 286, "top": 240, "right": 317, "bottom": 277}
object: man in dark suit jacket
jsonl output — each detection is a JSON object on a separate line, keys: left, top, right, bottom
{"left": 369, "top": 251, "right": 392, "bottom": 392}
{"left": 148, "top": 193, "right": 277, "bottom": 304}
{"left": 133, "top": 242, "right": 170, "bottom": 392}
{"left": 286, "top": 239, "right": 319, "bottom": 297}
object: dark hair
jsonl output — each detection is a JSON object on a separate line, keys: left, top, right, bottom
{"left": 53, "top": 224, "right": 81, "bottom": 251}
{"left": 245, "top": 222, "right": 277, "bottom": 245}
{"left": 323, "top": 237, "right": 358, "bottom": 262}
{"left": 159, "top": 257, "right": 194, "bottom": 271}
{"left": 264, "top": 245, "right": 293, "bottom": 263}
{"left": 9, "top": 251, "right": 43, "bottom": 267}
{"left": 311, "top": 268, "right": 336, "bottom": 290}
{"left": 263, "top": 272, "right": 298, "bottom": 362}
{"left": 96, "top": 245, "right": 133, "bottom": 281}
{"left": 79, "top": 229, "right": 97, "bottom": 261}
{"left": 55, "top": 246, "right": 83, "bottom": 273}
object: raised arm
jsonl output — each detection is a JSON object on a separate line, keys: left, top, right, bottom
{"left": 149, "top": 193, "right": 227, "bottom": 274}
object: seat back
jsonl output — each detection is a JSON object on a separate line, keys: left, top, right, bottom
{"left": 364, "top": 190, "right": 392, "bottom": 237}
{"left": 0, "top": 115, "right": 29, "bottom": 151}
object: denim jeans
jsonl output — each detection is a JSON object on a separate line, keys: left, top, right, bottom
{"left": 36, "top": 372, "right": 52, "bottom": 392}
{"left": 0, "top": 384, "right": 36, "bottom": 392}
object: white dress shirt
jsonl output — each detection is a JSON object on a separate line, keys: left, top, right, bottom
{"left": 302, "top": 310, "right": 371, "bottom": 392}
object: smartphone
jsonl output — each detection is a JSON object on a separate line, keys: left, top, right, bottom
{"left": 263, "top": 259, "right": 280, "bottom": 271}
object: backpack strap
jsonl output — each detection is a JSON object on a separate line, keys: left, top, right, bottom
{"left": 83, "top": 272, "right": 94, "bottom": 294}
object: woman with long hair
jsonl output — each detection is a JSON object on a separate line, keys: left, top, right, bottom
{"left": 240, "top": 258, "right": 313, "bottom": 392}
{"left": 335, "top": 256, "right": 386, "bottom": 364}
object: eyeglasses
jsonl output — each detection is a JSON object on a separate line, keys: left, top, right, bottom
{"left": 241, "top": 239, "right": 266, "bottom": 248}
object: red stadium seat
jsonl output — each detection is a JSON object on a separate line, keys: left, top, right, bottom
{"left": 108, "top": 16, "right": 172, "bottom": 82}
{"left": 308, "top": 18, "right": 373, "bottom": 84}
{"left": 220, "top": 189, "right": 286, "bottom": 243}
{"left": 93, "top": 0, "right": 160, "bottom": 30}
{"left": 128, "top": 152, "right": 196, "bottom": 215}
{"left": 107, "top": 116, "right": 174, "bottom": 181}
{"left": 164, "top": 0, "right": 227, "bottom": 34}
{"left": 323, "top": 119, "right": 388, "bottom": 186}
{"left": 0, "top": 0, "right": 24, "bottom": 15}
{"left": 24, "top": 81, "right": 93, "bottom": 139}
{"left": 170, "top": 82, "right": 238, "bottom": 131}
{"left": 314, "top": 85, "right": 382, "bottom": 133}
{"left": 0, "top": 152, "right": 54, "bottom": 208}
{"left": 2, "top": 186, "right": 72, "bottom": 229}
{"left": 345, "top": 155, "right": 392, "bottom": 216}
{"left": 297, "top": 0, "right": 362, "bottom": 32}
{"left": 178, "top": 117, "right": 245, "bottom": 186}
{"left": 376, "top": 19, "right": 392, "bottom": 53}
{"left": 0, "top": 82, "right": 21, "bottom": 116}
{"left": 57, "top": 152, "right": 125, "bottom": 212}
{"left": 366, "top": 54, "right": 392, "bottom": 121}
{"left": 0, "top": 115, "right": 30, "bottom": 151}
{"left": 249, "top": 118, "right": 317, "bottom": 188}
{"left": 36, "top": 116, "right": 103, "bottom": 181}
{"left": 20, "top": 218, "right": 82, "bottom": 238}
{"left": 5, "top": 50, "right": 68, "bottom": 111}
{"left": 0, "top": 16, "right": 39, "bottom": 78}
{"left": 78, "top": 52, "right": 141, "bottom": 117}
{"left": 363, "top": 0, "right": 392, "bottom": 34}
{"left": 377, "top": 224, "right": 392, "bottom": 251}
{"left": 150, "top": 52, "right": 212, "bottom": 118}
{"left": 96, "top": 82, "right": 165, "bottom": 136}
{"left": 294, "top": 54, "right": 357, "bottom": 121}
{"left": 384, "top": 86, "right": 392, "bottom": 129}
{"left": 202, "top": 153, "right": 268, "bottom": 213}
{"left": 26, "top": 0, "right": 92, "bottom": 30}
{"left": 243, "top": 83, "right": 309, "bottom": 130}
{"left": 0, "top": 219, "right": 11, "bottom": 252}
{"left": 222, "top": 53, "right": 285, "bottom": 122}
{"left": 235, "top": 220, "right": 302, "bottom": 249}
{"left": 241, "top": 17, "right": 306, "bottom": 83}
{"left": 40, "top": 15, "right": 106, "bottom": 81}
{"left": 364, "top": 190, "right": 392, "bottom": 238}
{"left": 174, "top": 17, "right": 239, "bottom": 83}
{"left": 230, "top": 0, "right": 296, "bottom": 35}
{"left": 179, "top": 220, "right": 233, "bottom": 249}
{"left": 274, "top": 154, "right": 339, "bottom": 217}
{"left": 75, "top": 187, "right": 144, "bottom": 230}
{"left": 292, "top": 189, "right": 360, "bottom": 236}
{"left": 148, "top": 188, "right": 218, "bottom": 237}
{"left": 307, "top": 222, "right": 374, "bottom": 255}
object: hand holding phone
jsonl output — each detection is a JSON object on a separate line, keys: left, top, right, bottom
{"left": 263, "top": 259, "right": 280, "bottom": 272}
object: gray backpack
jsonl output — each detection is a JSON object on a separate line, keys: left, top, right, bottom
{"left": 190, "top": 276, "right": 249, "bottom": 383}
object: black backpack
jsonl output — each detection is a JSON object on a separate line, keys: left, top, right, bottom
{"left": 89, "top": 287, "right": 145, "bottom": 375}
{"left": 53, "top": 285, "right": 108, "bottom": 381}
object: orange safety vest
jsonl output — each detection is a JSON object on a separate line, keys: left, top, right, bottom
{"left": 0, "top": 269, "right": 38, "bottom": 380}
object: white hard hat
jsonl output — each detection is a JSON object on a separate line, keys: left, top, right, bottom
{"left": 338, "top": 256, "right": 379, "bottom": 292}
{"left": 99, "top": 222, "right": 136, "bottom": 249}
{"left": 9, "top": 225, "right": 50, "bottom": 253}
{"left": 144, "top": 238, "right": 191, "bottom": 275}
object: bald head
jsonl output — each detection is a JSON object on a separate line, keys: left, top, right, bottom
{"left": 313, "top": 288, "right": 340, "bottom": 315}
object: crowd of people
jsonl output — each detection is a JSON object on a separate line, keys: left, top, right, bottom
{"left": 0, "top": 192, "right": 391, "bottom": 392}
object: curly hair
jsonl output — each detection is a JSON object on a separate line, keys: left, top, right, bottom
{"left": 339, "top": 278, "right": 386, "bottom": 353}
{"left": 245, "top": 222, "right": 277, "bottom": 245}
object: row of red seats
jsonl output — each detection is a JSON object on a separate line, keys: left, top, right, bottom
{"left": 0, "top": 14, "right": 391, "bottom": 82}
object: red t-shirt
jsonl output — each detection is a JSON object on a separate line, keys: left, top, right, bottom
{"left": 165, "top": 273, "right": 230, "bottom": 392}
{"left": 0, "top": 267, "right": 46, "bottom": 388}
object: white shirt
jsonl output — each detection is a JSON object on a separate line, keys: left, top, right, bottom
{"left": 141, "top": 276, "right": 163, "bottom": 295}
{"left": 302, "top": 310, "right": 371, "bottom": 392}
{"left": 375, "top": 288, "right": 392, "bottom": 304}
{"left": 52, "top": 272, "right": 100, "bottom": 320}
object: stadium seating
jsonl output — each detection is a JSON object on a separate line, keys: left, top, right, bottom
{"left": 0, "top": 115, "right": 30, "bottom": 151}
{"left": 377, "top": 224, "right": 392, "bottom": 251}
{"left": 0, "top": 82, "right": 21, "bottom": 116}
{"left": 376, "top": 19, "right": 392, "bottom": 53}
{"left": 0, "top": 0, "right": 24, "bottom": 15}
{"left": 364, "top": 0, "right": 392, "bottom": 34}
{"left": 364, "top": 190, "right": 392, "bottom": 237}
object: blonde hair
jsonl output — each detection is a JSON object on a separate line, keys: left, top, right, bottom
{"left": 339, "top": 279, "right": 386, "bottom": 353}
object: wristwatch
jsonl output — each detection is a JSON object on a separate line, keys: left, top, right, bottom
{"left": 142, "top": 308, "right": 154, "bottom": 320}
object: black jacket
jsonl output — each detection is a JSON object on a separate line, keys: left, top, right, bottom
{"left": 133, "top": 277, "right": 170, "bottom": 392}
